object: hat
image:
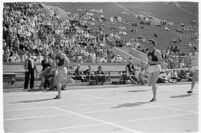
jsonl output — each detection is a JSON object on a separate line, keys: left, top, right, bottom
{"left": 98, "top": 66, "right": 102, "bottom": 69}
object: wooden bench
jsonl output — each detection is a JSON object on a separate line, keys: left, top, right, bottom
{"left": 3, "top": 73, "right": 16, "bottom": 86}
{"left": 69, "top": 71, "right": 124, "bottom": 85}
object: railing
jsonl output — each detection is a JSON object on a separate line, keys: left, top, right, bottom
{"left": 162, "top": 56, "right": 192, "bottom": 69}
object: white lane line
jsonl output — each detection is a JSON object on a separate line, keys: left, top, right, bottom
{"left": 156, "top": 102, "right": 197, "bottom": 107}
{"left": 4, "top": 114, "right": 71, "bottom": 121}
{"left": 83, "top": 102, "right": 198, "bottom": 114}
{"left": 152, "top": 105, "right": 197, "bottom": 113}
{"left": 28, "top": 123, "right": 105, "bottom": 133}
{"left": 70, "top": 90, "right": 197, "bottom": 105}
{"left": 27, "top": 113, "right": 197, "bottom": 133}
{"left": 4, "top": 100, "right": 197, "bottom": 112}
{"left": 3, "top": 94, "right": 98, "bottom": 101}
{"left": 70, "top": 92, "right": 198, "bottom": 113}
{"left": 4, "top": 102, "right": 198, "bottom": 121}
{"left": 4, "top": 102, "right": 115, "bottom": 112}
{"left": 70, "top": 91, "right": 130, "bottom": 102}
{"left": 54, "top": 107, "right": 141, "bottom": 133}
{"left": 27, "top": 107, "right": 197, "bottom": 133}
{"left": 115, "top": 113, "right": 198, "bottom": 124}
{"left": 4, "top": 96, "right": 101, "bottom": 105}
{"left": 4, "top": 107, "right": 54, "bottom": 112}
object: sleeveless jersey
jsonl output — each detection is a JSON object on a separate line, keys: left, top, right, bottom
{"left": 56, "top": 54, "right": 64, "bottom": 67}
{"left": 147, "top": 49, "right": 158, "bottom": 66}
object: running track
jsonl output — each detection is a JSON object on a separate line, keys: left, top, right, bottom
{"left": 3, "top": 83, "right": 198, "bottom": 132}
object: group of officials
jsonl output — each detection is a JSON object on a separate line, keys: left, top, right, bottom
{"left": 23, "top": 40, "right": 198, "bottom": 101}
{"left": 24, "top": 45, "right": 69, "bottom": 99}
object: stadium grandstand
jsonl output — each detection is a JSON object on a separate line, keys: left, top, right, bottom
{"left": 2, "top": 2, "right": 199, "bottom": 133}
{"left": 3, "top": 2, "right": 198, "bottom": 86}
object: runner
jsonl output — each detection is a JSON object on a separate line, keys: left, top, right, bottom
{"left": 187, "top": 46, "right": 198, "bottom": 94}
{"left": 147, "top": 39, "right": 162, "bottom": 102}
{"left": 52, "top": 45, "right": 70, "bottom": 99}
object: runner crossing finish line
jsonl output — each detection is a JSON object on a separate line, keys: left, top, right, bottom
{"left": 52, "top": 44, "right": 70, "bottom": 99}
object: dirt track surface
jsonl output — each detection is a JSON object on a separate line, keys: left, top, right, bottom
{"left": 3, "top": 83, "right": 198, "bottom": 133}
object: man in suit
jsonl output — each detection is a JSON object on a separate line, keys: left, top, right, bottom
{"left": 24, "top": 51, "right": 38, "bottom": 91}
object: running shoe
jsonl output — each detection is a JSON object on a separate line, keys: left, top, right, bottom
{"left": 149, "top": 98, "right": 157, "bottom": 102}
{"left": 187, "top": 90, "right": 193, "bottom": 94}
{"left": 54, "top": 95, "right": 61, "bottom": 99}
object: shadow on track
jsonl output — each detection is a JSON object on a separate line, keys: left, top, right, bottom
{"left": 11, "top": 98, "right": 54, "bottom": 104}
{"left": 170, "top": 94, "right": 191, "bottom": 98}
{"left": 128, "top": 90, "right": 147, "bottom": 93}
{"left": 112, "top": 101, "right": 149, "bottom": 108}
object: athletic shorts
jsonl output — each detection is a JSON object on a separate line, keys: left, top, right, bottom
{"left": 54, "top": 67, "right": 68, "bottom": 85}
{"left": 148, "top": 64, "right": 161, "bottom": 73}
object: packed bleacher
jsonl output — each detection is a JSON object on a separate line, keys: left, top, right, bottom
{"left": 3, "top": 2, "right": 126, "bottom": 64}
{"left": 3, "top": 2, "right": 198, "bottom": 86}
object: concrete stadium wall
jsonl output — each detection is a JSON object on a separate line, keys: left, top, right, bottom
{"left": 112, "top": 47, "right": 147, "bottom": 65}
{"left": 129, "top": 48, "right": 148, "bottom": 63}
{"left": 3, "top": 63, "right": 126, "bottom": 73}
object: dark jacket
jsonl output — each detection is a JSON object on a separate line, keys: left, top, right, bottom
{"left": 126, "top": 64, "right": 135, "bottom": 75}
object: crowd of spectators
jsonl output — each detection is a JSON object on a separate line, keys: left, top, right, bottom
{"left": 3, "top": 2, "right": 197, "bottom": 70}
{"left": 3, "top": 2, "right": 127, "bottom": 64}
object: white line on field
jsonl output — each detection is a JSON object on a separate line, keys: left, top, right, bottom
{"left": 4, "top": 114, "right": 71, "bottom": 121}
{"left": 3, "top": 93, "right": 98, "bottom": 100}
{"left": 152, "top": 105, "right": 197, "bottom": 113}
{"left": 4, "top": 106, "right": 55, "bottom": 112}
{"left": 4, "top": 100, "right": 197, "bottom": 113}
{"left": 3, "top": 96, "right": 101, "bottom": 105}
{"left": 115, "top": 113, "right": 198, "bottom": 124}
{"left": 24, "top": 113, "right": 197, "bottom": 133}
{"left": 83, "top": 102, "right": 198, "bottom": 114}
{"left": 3, "top": 106, "right": 156, "bottom": 121}
{"left": 28, "top": 123, "right": 105, "bottom": 133}
{"left": 4, "top": 101, "right": 197, "bottom": 121}
{"left": 4, "top": 102, "right": 115, "bottom": 112}
{"left": 70, "top": 91, "right": 130, "bottom": 102}
{"left": 70, "top": 92, "right": 198, "bottom": 113}
{"left": 54, "top": 107, "right": 141, "bottom": 133}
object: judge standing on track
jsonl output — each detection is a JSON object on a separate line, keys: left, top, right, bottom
{"left": 187, "top": 46, "right": 198, "bottom": 94}
{"left": 24, "top": 52, "right": 38, "bottom": 91}
{"left": 52, "top": 45, "right": 70, "bottom": 99}
{"left": 147, "top": 39, "right": 162, "bottom": 102}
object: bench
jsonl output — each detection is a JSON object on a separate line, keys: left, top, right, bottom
{"left": 69, "top": 71, "right": 124, "bottom": 86}
{"left": 3, "top": 73, "right": 16, "bottom": 86}
{"left": 2, "top": 70, "right": 125, "bottom": 87}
